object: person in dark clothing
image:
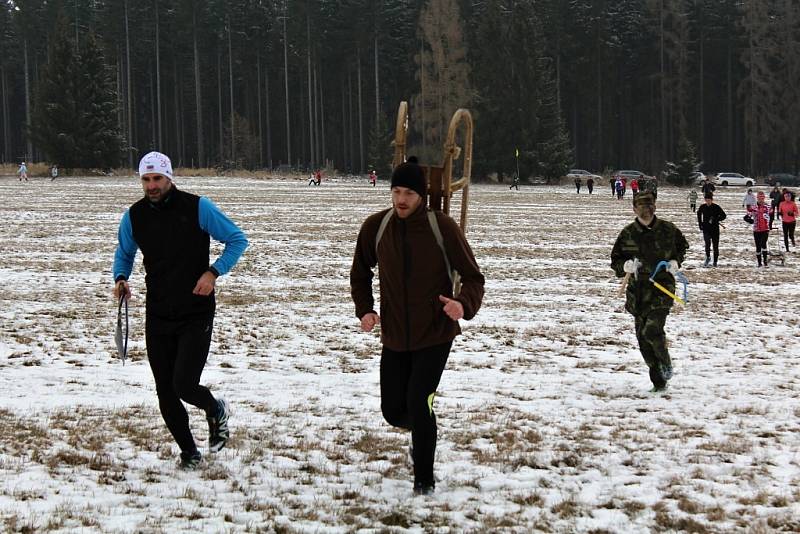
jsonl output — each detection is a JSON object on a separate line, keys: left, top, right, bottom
{"left": 769, "top": 186, "right": 782, "bottom": 229}
{"left": 574, "top": 177, "right": 581, "bottom": 193}
{"left": 350, "top": 157, "right": 485, "bottom": 496}
{"left": 696, "top": 192, "right": 727, "bottom": 267}
{"left": 586, "top": 177, "right": 594, "bottom": 194}
{"left": 611, "top": 191, "right": 689, "bottom": 392}
{"left": 700, "top": 178, "right": 716, "bottom": 197}
{"left": 113, "top": 151, "right": 248, "bottom": 470}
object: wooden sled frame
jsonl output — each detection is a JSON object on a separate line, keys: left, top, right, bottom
{"left": 391, "top": 101, "right": 473, "bottom": 232}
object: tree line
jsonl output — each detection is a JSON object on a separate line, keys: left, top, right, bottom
{"left": 1, "top": 0, "right": 798, "bottom": 180}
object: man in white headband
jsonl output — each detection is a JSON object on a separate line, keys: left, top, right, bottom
{"left": 113, "top": 151, "right": 248, "bottom": 469}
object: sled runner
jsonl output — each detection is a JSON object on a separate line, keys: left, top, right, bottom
{"left": 767, "top": 232, "right": 786, "bottom": 266}
{"left": 115, "top": 292, "right": 128, "bottom": 365}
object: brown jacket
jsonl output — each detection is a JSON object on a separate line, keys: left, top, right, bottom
{"left": 350, "top": 205, "right": 485, "bottom": 352}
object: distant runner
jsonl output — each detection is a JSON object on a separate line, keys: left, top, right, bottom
{"left": 697, "top": 192, "right": 726, "bottom": 267}
{"left": 687, "top": 190, "right": 698, "bottom": 213}
{"left": 17, "top": 161, "right": 28, "bottom": 181}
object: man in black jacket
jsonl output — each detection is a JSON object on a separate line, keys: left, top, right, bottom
{"left": 113, "top": 151, "right": 248, "bottom": 469}
{"left": 697, "top": 192, "right": 727, "bottom": 267}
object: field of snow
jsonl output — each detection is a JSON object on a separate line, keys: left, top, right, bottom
{"left": 0, "top": 175, "right": 798, "bottom": 533}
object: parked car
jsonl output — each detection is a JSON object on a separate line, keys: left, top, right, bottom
{"left": 712, "top": 172, "right": 754, "bottom": 186}
{"left": 566, "top": 169, "right": 601, "bottom": 181}
{"left": 765, "top": 173, "right": 799, "bottom": 187}
{"left": 614, "top": 170, "right": 654, "bottom": 181}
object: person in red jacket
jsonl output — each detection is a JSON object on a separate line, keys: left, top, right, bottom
{"left": 350, "top": 157, "right": 485, "bottom": 496}
{"left": 630, "top": 178, "right": 639, "bottom": 195}
{"left": 747, "top": 191, "right": 773, "bottom": 266}
{"left": 778, "top": 189, "right": 797, "bottom": 252}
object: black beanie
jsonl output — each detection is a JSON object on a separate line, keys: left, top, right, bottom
{"left": 391, "top": 156, "right": 427, "bottom": 198}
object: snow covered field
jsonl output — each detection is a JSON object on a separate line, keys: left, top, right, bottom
{"left": 0, "top": 175, "right": 798, "bottom": 533}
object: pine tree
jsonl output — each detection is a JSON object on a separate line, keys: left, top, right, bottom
{"left": 664, "top": 136, "right": 700, "bottom": 186}
{"left": 366, "top": 110, "right": 392, "bottom": 176}
{"left": 30, "top": 13, "right": 122, "bottom": 169}
{"left": 535, "top": 61, "right": 573, "bottom": 183}
{"left": 30, "top": 13, "right": 81, "bottom": 168}
{"left": 77, "top": 31, "right": 124, "bottom": 169}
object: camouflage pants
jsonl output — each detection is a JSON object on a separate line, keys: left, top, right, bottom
{"left": 634, "top": 310, "right": 671, "bottom": 387}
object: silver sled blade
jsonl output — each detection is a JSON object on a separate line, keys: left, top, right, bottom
{"left": 115, "top": 296, "right": 128, "bottom": 365}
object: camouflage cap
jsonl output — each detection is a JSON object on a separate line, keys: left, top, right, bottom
{"left": 633, "top": 191, "right": 656, "bottom": 205}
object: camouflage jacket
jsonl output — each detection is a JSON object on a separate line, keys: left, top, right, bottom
{"left": 611, "top": 216, "right": 689, "bottom": 315}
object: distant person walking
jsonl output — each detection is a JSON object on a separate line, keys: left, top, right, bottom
{"left": 113, "top": 151, "right": 249, "bottom": 469}
{"left": 747, "top": 191, "right": 772, "bottom": 267}
{"left": 17, "top": 161, "right": 28, "bottom": 181}
{"left": 769, "top": 185, "right": 782, "bottom": 229}
{"left": 630, "top": 178, "right": 639, "bottom": 196}
{"left": 350, "top": 157, "right": 485, "bottom": 496}
{"left": 369, "top": 170, "right": 377, "bottom": 186}
{"left": 778, "top": 190, "right": 797, "bottom": 252}
{"left": 742, "top": 189, "right": 756, "bottom": 210}
{"left": 574, "top": 177, "right": 581, "bottom": 193}
{"left": 700, "top": 178, "right": 715, "bottom": 197}
{"left": 586, "top": 177, "right": 594, "bottom": 194}
{"left": 615, "top": 178, "right": 624, "bottom": 200}
{"left": 509, "top": 173, "right": 520, "bottom": 190}
{"left": 50, "top": 165, "right": 58, "bottom": 181}
{"left": 610, "top": 178, "right": 616, "bottom": 197}
{"left": 687, "top": 190, "right": 698, "bottom": 212}
{"left": 611, "top": 191, "right": 688, "bottom": 392}
{"left": 697, "top": 192, "right": 726, "bottom": 267}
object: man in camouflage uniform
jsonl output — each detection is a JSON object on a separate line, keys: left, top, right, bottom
{"left": 611, "top": 191, "right": 689, "bottom": 391}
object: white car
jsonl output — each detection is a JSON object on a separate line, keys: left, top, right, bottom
{"left": 713, "top": 172, "right": 754, "bottom": 186}
{"left": 566, "top": 169, "right": 601, "bottom": 180}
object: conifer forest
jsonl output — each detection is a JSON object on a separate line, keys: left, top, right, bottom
{"left": 0, "top": 0, "right": 799, "bottom": 179}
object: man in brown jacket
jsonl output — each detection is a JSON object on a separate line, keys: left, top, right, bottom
{"left": 350, "top": 157, "right": 485, "bottom": 496}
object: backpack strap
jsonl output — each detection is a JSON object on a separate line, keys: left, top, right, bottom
{"left": 375, "top": 209, "right": 394, "bottom": 255}
{"left": 427, "top": 211, "right": 454, "bottom": 285}
{"left": 374, "top": 208, "right": 454, "bottom": 286}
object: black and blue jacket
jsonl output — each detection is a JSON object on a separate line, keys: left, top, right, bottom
{"left": 113, "top": 186, "right": 248, "bottom": 320}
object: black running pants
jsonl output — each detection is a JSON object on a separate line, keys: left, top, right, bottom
{"left": 380, "top": 341, "right": 451, "bottom": 486}
{"left": 782, "top": 221, "right": 795, "bottom": 251}
{"left": 702, "top": 227, "right": 720, "bottom": 263}
{"left": 753, "top": 231, "right": 769, "bottom": 264}
{"left": 146, "top": 315, "right": 218, "bottom": 453}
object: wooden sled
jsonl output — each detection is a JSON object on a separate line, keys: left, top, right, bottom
{"left": 391, "top": 100, "right": 473, "bottom": 294}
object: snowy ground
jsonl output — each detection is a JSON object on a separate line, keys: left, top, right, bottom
{"left": 0, "top": 175, "right": 798, "bottom": 533}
